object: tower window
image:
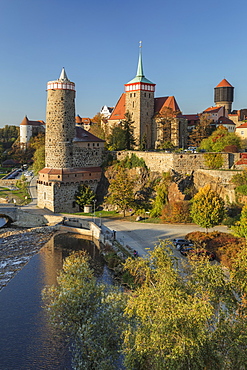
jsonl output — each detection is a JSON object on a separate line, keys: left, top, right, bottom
{"left": 144, "top": 92, "right": 146, "bottom": 97}
{"left": 133, "top": 101, "right": 135, "bottom": 108}
{"left": 149, "top": 93, "right": 150, "bottom": 98}
{"left": 130, "top": 93, "right": 132, "bottom": 97}
{"left": 44, "top": 192, "right": 46, "bottom": 200}
{"left": 134, "top": 93, "right": 136, "bottom": 97}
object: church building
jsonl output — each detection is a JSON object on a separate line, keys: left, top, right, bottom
{"left": 106, "top": 44, "right": 188, "bottom": 149}
{"left": 37, "top": 68, "right": 105, "bottom": 213}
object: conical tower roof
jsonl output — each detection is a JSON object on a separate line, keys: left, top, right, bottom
{"left": 58, "top": 67, "right": 70, "bottom": 82}
{"left": 215, "top": 78, "right": 233, "bottom": 88}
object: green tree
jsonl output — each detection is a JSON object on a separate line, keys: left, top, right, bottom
{"left": 74, "top": 184, "right": 95, "bottom": 209}
{"left": 200, "top": 125, "right": 242, "bottom": 152}
{"left": 191, "top": 184, "right": 225, "bottom": 231}
{"left": 107, "top": 125, "right": 126, "bottom": 150}
{"left": 107, "top": 112, "right": 135, "bottom": 150}
{"left": 105, "top": 167, "right": 135, "bottom": 216}
{"left": 43, "top": 251, "right": 126, "bottom": 370}
{"left": 150, "top": 172, "right": 171, "bottom": 217}
{"left": 32, "top": 145, "right": 45, "bottom": 174}
{"left": 203, "top": 152, "right": 224, "bottom": 169}
{"left": 231, "top": 203, "right": 247, "bottom": 238}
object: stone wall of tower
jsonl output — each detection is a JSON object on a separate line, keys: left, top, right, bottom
{"left": 125, "top": 90, "right": 154, "bottom": 148}
{"left": 45, "top": 88, "right": 75, "bottom": 168}
{"left": 73, "top": 142, "right": 104, "bottom": 167}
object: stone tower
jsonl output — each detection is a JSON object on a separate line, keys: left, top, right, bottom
{"left": 214, "top": 78, "right": 234, "bottom": 115}
{"left": 37, "top": 68, "right": 104, "bottom": 213}
{"left": 124, "top": 43, "right": 155, "bottom": 149}
{"left": 45, "top": 68, "right": 75, "bottom": 168}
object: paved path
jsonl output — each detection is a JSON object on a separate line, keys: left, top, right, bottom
{"left": 17, "top": 176, "right": 230, "bottom": 257}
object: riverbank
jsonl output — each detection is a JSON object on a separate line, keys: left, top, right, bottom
{"left": 0, "top": 226, "right": 56, "bottom": 291}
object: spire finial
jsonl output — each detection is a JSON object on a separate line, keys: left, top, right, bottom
{"left": 139, "top": 40, "right": 142, "bottom": 48}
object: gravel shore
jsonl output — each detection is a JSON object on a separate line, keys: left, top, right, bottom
{"left": 0, "top": 226, "right": 56, "bottom": 291}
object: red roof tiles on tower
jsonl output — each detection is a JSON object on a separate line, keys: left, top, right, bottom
{"left": 216, "top": 79, "right": 233, "bottom": 88}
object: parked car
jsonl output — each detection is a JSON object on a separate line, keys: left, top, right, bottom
{"left": 180, "top": 247, "right": 216, "bottom": 261}
{"left": 172, "top": 238, "right": 193, "bottom": 250}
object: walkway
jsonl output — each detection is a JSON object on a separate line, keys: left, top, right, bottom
{"left": 17, "top": 176, "right": 230, "bottom": 257}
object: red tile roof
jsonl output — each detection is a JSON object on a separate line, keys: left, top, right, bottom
{"left": 203, "top": 106, "right": 222, "bottom": 113}
{"left": 76, "top": 116, "right": 91, "bottom": 124}
{"left": 236, "top": 122, "right": 247, "bottom": 129}
{"left": 74, "top": 126, "right": 105, "bottom": 142}
{"left": 154, "top": 96, "right": 180, "bottom": 114}
{"left": 39, "top": 167, "right": 102, "bottom": 174}
{"left": 20, "top": 116, "right": 45, "bottom": 126}
{"left": 109, "top": 93, "right": 126, "bottom": 120}
{"left": 215, "top": 79, "right": 233, "bottom": 88}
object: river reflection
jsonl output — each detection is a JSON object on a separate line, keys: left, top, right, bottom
{"left": 0, "top": 232, "right": 113, "bottom": 370}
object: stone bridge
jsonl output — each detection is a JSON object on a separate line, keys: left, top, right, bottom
{"left": 0, "top": 204, "right": 63, "bottom": 227}
{"left": 0, "top": 205, "right": 18, "bottom": 222}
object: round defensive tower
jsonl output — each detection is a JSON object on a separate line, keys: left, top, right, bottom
{"left": 214, "top": 78, "right": 234, "bottom": 115}
{"left": 45, "top": 68, "right": 75, "bottom": 168}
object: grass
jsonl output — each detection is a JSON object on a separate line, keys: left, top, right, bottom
{"left": 0, "top": 184, "right": 31, "bottom": 205}
{"left": 67, "top": 210, "right": 163, "bottom": 223}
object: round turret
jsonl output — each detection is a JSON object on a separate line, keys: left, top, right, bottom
{"left": 45, "top": 68, "right": 76, "bottom": 168}
{"left": 214, "top": 79, "right": 234, "bottom": 114}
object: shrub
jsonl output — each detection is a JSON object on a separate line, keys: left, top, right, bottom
{"left": 161, "top": 201, "right": 192, "bottom": 223}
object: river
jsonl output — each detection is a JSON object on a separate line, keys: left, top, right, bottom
{"left": 0, "top": 232, "right": 113, "bottom": 369}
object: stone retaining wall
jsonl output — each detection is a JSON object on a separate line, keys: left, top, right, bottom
{"left": 115, "top": 151, "right": 240, "bottom": 174}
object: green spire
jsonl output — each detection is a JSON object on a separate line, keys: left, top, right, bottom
{"left": 136, "top": 41, "right": 144, "bottom": 77}
{"left": 126, "top": 41, "right": 155, "bottom": 85}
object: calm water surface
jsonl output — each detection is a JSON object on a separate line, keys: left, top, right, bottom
{"left": 0, "top": 232, "right": 112, "bottom": 369}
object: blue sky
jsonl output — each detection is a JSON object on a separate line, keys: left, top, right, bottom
{"left": 0, "top": 0, "right": 247, "bottom": 127}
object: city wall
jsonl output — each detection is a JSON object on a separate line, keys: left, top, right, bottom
{"left": 115, "top": 151, "right": 240, "bottom": 174}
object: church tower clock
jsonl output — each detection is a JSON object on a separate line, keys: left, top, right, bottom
{"left": 125, "top": 42, "right": 155, "bottom": 149}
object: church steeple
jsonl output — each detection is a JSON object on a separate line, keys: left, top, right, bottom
{"left": 125, "top": 42, "right": 155, "bottom": 89}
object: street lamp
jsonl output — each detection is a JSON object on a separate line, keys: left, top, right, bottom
{"left": 93, "top": 199, "right": 96, "bottom": 223}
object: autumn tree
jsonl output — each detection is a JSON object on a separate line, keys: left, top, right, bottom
{"left": 89, "top": 122, "right": 105, "bottom": 140}
{"left": 188, "top": 114, "right": 213, "bottom": 147}
{"left": 123, "top": 241, "right": 247, "bottom": 369}
{"left": 43, "top": 251, "right": 126, "bottom": 370}
{"left": 190, "top": 184, "right": 225, "bottom": 231}
{"left": 155, "top": 106, "right": 180, "bottom": 146}
{"left": 200, "top": 125, "right": 242, "bottom": 152}
{"left": 203, "top": 152, "right": 224, "bottom": 169}
{"left": 74, "top": 184, "right": 95, "bottom": 209}
{"left": 231, "top": 203, "right": 247, "bottom": 238}
{"left": 105, "top": 167, "right": 135, "bottom": 216}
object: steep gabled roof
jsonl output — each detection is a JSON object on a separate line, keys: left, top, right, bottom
{"left": 215, "top": 79, "right": 233, "bottom": 88}
{"left": 108, "top": 93, "right": 126, "bottom": 121}
{"left": 154, "top": 96, "right": 180, "bottom": 115}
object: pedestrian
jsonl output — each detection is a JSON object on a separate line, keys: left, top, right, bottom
{"left": 133, "top": 250, "right": 138, "bottom": 257}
